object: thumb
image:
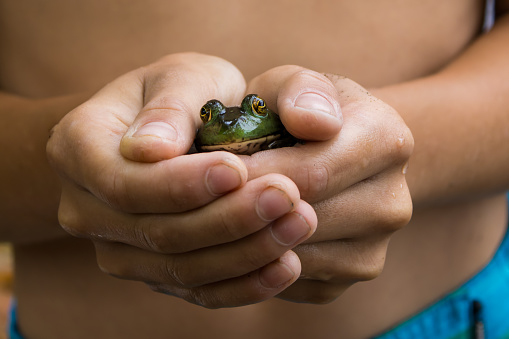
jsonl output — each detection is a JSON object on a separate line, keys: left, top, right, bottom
{"left": 120, "top": 101, "right": 195, "bottom": 163}
{"left": 247, "top": 66, "right": 342, "bottom": 142}
{"left": 120, "top": 53, "right": 246, "bottom": 162}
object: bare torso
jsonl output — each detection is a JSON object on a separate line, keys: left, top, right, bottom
{"left": 1, "top": 1, "right": 507, "bottom": 338}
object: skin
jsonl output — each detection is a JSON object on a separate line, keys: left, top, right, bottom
{"left": 1, "top": 1, "right": 509, "bottom": 338}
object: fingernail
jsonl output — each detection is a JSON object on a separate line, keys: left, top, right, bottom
{"left": 206, "top": 163, "right": 243, "bottom": 195}
{"left": 256, "top": 187, "right": 293, "bottom": 222}
{"left": 271, "top": 212, "right": 312, "bottom": 246}
{"left": 294, "top": 92, "right": 337, "bottom": 117}
{"left": 132, "top": 122, "right": 178, "bottom": 141}
{"left": 259, "top": 260, "right": 296, "bottom": 288}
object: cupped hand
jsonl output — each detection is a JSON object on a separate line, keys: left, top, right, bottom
{"left": 46, "top": 53, "right": 317, "bottom": 308}
{"left": 244, "top": 66, "right": 414, "bottom": 303}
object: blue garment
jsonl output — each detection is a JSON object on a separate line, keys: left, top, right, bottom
{"left": 8, "top": 301, "right": 23, "bottom": 339}
{"left": 373, "top": 193, "right": 509, "bottom": 339}
{"left": 483, "top": 0, "right": 496, "bottom": 32}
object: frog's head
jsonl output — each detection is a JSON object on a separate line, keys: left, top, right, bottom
{"left": 195, "top": 94, "right": 286, "bottom": 154}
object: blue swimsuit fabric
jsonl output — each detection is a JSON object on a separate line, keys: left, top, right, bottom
{"left": 373, "top": 193, "right": 509, "bottom": 339}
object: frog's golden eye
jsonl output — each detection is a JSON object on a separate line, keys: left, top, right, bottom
{"left": 252, "top": 97, "right": 267, "bottom": 116}
{"left": 200, "top": 106, "right": 212, "bottom": 123}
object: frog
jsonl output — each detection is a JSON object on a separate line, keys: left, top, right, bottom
{"left": 195, "top": 94, "right": 298, "bottom": 155}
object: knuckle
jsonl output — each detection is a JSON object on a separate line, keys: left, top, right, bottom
{"left": 143, "top": 94, "right": 191, "bottom": 116}
{"left": 57, "top": 205, "right": 82, "bottom": 237}
{"left": 57, "top": 191, "right": 90, "bottom": 238}
{"left": 163, "top": 256, "right": 194, "bottom": 288}
{"left": 351, "top": 258, "right": 386, "bottom": 282}
{"left": 295, "top": 161, "right": 329, "bottom": 201}
{"left": 383, "top": 120, "right": 414, "bottom": 165}
{"left": 368, "top": 109, "right": 414, "bottom": 168}
{"left": 292, "top": 69, "right": 338, "bottom": 94}
{"left": 137, "top": 219, "right": 174, "bottom": 253}
{"left": 393, "top": 198, "right": 413, "bottom": 229}
{"left": 374, "top": 186, "right": 413, "bottom": 234}
{"left": 401, "top": 127, "right": 415, "bottom": 158}
{"left": 96, "top": 259, "right": 114, "bottom": 276}
{"left": 95, "top": 247, "right": 130, "bottom": 279}
{"left": 46, "top": 125, "right": 62, "bottom": 166}
{"left": 46, "top": 107, "right": 87, "bottom": 172}
{"left": 323, "top": 241, "right": 387, "bottom": 282}
{"left": 393, "top": 126, "right": 414, "bottom": 162}
{"left": 340, "top": 245, "right": 387, "bottom": 282}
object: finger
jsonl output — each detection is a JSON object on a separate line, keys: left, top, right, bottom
{"left": 147, "top": 251, "right": 301, "bottom": 309}
{"left": 275, "top": 168, "right": 411, "bottom": 304}
{"left": 59, "top": 174, "right": 318, "bottom": 253}
{"left": 273, "top": 171, "right": 412, "bottom": 304}
{"left": 56, "top": 149, "right": 248, "bottom": 213}
{"left": 242, "top": 78, "right": 414, "bottom": 203}
{"left": 94, "top": 203, "right": 313, "bottom": 288}
{"left": 247, "top": 65, "right": 342, "bottom": 141}
{"left": 294, "top": 235, "right": 391, "bottom": 285}
{"left": 306, "top": 166, "right": 413, "bottom": 243}
{"left": 120, "top": 53, "right": 246, "bottom": 162}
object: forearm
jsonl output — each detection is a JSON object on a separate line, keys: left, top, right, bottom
{"left": 0, "top": 91, "right": 90, "bottom": 243}
{"left": 372, "top": 14, "right": 509, "bottom": 208}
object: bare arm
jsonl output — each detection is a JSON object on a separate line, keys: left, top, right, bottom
{"left": 373, "top": 10, "right": 509, "bottom": 208}
{"left": 0, "top": 91, "right": 90, "bottom": 243}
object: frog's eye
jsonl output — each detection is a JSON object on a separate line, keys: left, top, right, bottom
{"left": 252, "top": 96, "right": 268, "bottom": 116}
{"left": 200, "top": 106, "right": 212, "bottom": 123}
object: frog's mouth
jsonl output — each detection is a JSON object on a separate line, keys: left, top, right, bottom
{"left": 199, "top": 134, "right": 281, "bottom": 155}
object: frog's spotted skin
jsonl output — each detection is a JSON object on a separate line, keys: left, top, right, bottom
{"left": 198, "top": 134, "right": 282, "bottom": 154}
{"left": 195, "top": 94, "right": 297, "bottom": 155}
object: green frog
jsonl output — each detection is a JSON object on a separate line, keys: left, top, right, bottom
{"left": 195, "top": 94, "right": 298, "bottom": 155}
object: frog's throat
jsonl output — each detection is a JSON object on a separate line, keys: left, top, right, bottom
{"left": 199, "top": 134, "right": 281, "bottom": 155}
